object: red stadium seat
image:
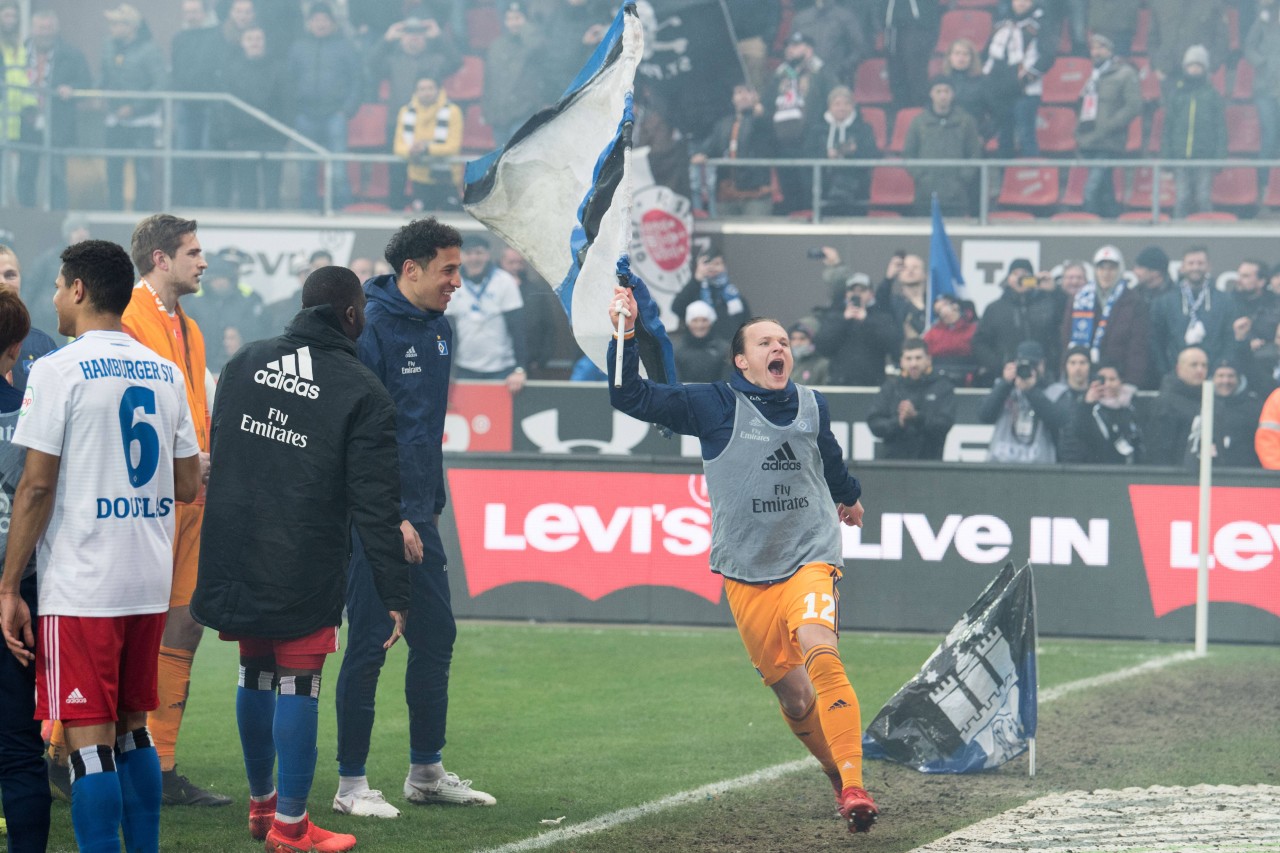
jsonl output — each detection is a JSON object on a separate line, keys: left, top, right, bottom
{"left": 445, "top": 55, "right": 485, "bottom": 103}
{"left": 869, "top": 167, "right": 915, "bottom": 207}
{"left": 1041, "top": 58, "right": 1091, "bottom": 104}
{"left": 988, "top": 210, "right": 1035, "bottom": 221}
{"left": 861, "top": 106, "right": 888, "bottom": 151}
{"left": 347, "top": 103, "right": 388, "bottom": 149}
{"left": 1227, "top": 104, "right": 1261, "bottom": 154}
{"left": 1147, "top": 109, "right": 1164, "bottom": 153}
{"left": 1233, "top": 59, "right": 1255, "bottom": 102}
{"left": 1060, "top": 166, "right": 1088, "bottom": 207}
{"left": 1036, "top": 107, "right": 1077, "bottom": 154}
{"left": 996, "top": 166, "right": 1060, "bottom": 208}
{"left": 1125, "top": 115, "right": 1144, "bottom": 153}
{"left": 1050, "top": 211, "right": 1102, "bottom": 221}
{"left": 1119, "top": 210, "right": 1170, "bottom": 222}
{"left": 1211, "top": 167, "right": 1259, "bottom": 207}
{"left": 1124, "top": 167, "right": 1176, "bottom": 210}
{"left": 852, "top": 58, "right": 891, "bottom": 105}
{"left": 1211, "top": 65, "right": 1227, "bottom": 98}
{"left": 342, "top": 202, "right": 391, "bottom": 213}
{"left": 1184, "top": 211, "right": 1239, "bottom": 222}
{"left": 467, "top": 3, "right": 503, "bottom": 53}
{"left": 1264, "top": 169, "right": 1280, "bottom": 207}
{"left": 462, "top": 104, "right": 496, "bottom": 151}
{"left": 953, "top": 0, "right": 996, "bottom": 7}
{"left": 866, "top": 210, "right": 903, "bottom": 217}
{"left": 887, "top": 107, "right": 921, "bottom": 154}
{"left": 1131, "top": 8, "right": 1151, "bottom": 54}
{"left": 935, "top": 10, "right": 993, "bottom": 54}
{"left": 1132, "top": 57, "right": 1162, "bottom": 101}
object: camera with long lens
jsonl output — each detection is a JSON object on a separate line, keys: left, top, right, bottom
{"left": 1015, "top": 359, "right": 1036, "bottom": 380}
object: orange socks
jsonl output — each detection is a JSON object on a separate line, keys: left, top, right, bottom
{"left": 781, "top": 697, "right": 838, "bottom": 782}
{"left": 149, "top": 646, "right": 194, "bottom": 771}
{"left": 803, "top": 644, "right": 863, "bottom": 790}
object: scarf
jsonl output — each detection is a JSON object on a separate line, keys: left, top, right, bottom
{"left": 824, "top": 109, "right": 857, "bottom": 152}
{"left": 1080, "top": 58, "right": 1112, "bottom": 123}
{"left": 1179, "top": 282, "right": 1211, "bottom": 346}
{"left": 1069, "top": 281, "right": 1127, "bottom": 361}
{"left": 400, "top": 97, "right": 452, "bottom": 153}
{"left": 700, "top": 274, "right": 745, "bottom": 319}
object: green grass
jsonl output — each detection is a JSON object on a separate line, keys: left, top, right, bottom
{"left": 39, "top": 624, "right": 1237, "bottom": 851}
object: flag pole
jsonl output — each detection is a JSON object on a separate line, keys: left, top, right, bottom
{"left": 1195, "top": 379, "right": 1214, "bottom": 656}
{"left": 613, "top": 2, "right": 640, "bottom": 389}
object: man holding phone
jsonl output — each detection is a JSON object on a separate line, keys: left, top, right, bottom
{"left": 814, "top": 274, "right": 900, "bottom": 387}
{"left": 973, "top": 258, "right": 1063, "bottom": 386}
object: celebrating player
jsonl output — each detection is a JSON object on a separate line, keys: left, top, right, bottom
{"left": 0, "top": 239, "right": 201, "bottom": 852}
{"left": 607, "top": 285, "right": 879, "bottom": 834}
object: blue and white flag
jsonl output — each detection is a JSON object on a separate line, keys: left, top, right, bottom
{"left": 928, "top": 193, "right": 967, "bottom": 326}
{"left": 863, "top": 561, "right": 1038, "bottom": 774}
{"left": 463, "top": 2, "right": 677, "bottom": 382}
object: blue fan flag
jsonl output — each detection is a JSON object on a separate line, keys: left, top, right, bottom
{"left": 927, "top": 193, "right": 967, "bottom": 326}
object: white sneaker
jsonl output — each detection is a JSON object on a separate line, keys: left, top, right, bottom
{"left": 332, "top": 788, "right": 402, "bottom": 818}
{"left": 403, "top": 771, "right": 496, "bottom": 806}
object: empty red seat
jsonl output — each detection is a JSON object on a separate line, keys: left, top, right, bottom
{"left": 445, "top": 55, "right": 485, "bottom": 103}
{"left": 1125, "top": 167, "right": 1176, "bottom": 210}
{"left": 996, "top": 166, "right": 1060, "bottom": 208}
{"left": 1211, "top": 167, "right": 1259, "bottom": 207}
{"left": 887, "top": 107, "right": 922, "bottom": 154}
{"left": 462, "top": 104, "right": 496, "bottom": 151}
{"left": 1233, "top": 59, "right": 1255, "bottom": 101}
{"left": 1125, "top": 115, "right": 1144, "bottom": 152}
{"left": 1119, "top": 210, "right": 1170, "bottom": 222}
{"left": 1050, "top": 211, "right": 1102, "bottom": 221}
{"left": 1264, "top": 169, "right": 1280, "bottom": 207}
{"left": 347, "top": 103, "right": 388, "bottom": 149}
{"left": 935, "top": 10, "right": 993, "bottom": 53}
{"left": 852, "top": 58, "right": 891, "bottom": 105}
{"left": 1147, "top": 108, "right": 1164, "bottom": 153}
{"left": 861, "top": 106, "right": 887, "bottom": 151}
{"left": 1184, "top": 211, "right": 1239, "bottom": 222}
{"left": 1041, "top": 57, "right": 1092, "bottom": 104}
{"left": 1227, "top": 104, "right": 1261, "bottom": 154}
{"left": 869, "top": 167, "right": 915, "bottom": 207}
{"left": 1060, "top": 166, "right": 1088, "bottom": 207}
{"left": 1036, "top": 107, "right": 1077, "bottom": 153}
{"left": 988, "top": 210, "right": 1035, "bottom": 221}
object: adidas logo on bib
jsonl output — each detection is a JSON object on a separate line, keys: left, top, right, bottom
{"left": 253, "top": 347, "right": 320, "bottom": 399}
{"left": 762, "top": 441, "right": 801, "bottom": 471}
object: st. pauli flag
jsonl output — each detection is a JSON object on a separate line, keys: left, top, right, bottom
{"left": 863, "top": 561, "right": 1038, "bottom": 773}
{"left": 464, "top": 2, "right": 676, "bottom": 382}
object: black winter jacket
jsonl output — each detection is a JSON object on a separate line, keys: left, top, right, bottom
{"left": 192, "top": 306, "right": 409, "bottom": 638}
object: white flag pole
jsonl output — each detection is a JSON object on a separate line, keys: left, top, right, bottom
{"left": 613, "top": 4, "right": 641, "bottom": 390}
{"left": 1195, "top": 379, "right": 1214, "bottom": 657}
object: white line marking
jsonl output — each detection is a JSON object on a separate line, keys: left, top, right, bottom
{"left": 475, "top": 651, "right": 1196, "bottom": 853}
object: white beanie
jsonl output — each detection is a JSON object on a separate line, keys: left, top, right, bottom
{"left": 685, "top": 300, "right": 717, "bottom": 325}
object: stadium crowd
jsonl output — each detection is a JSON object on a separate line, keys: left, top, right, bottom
{"left": 4, "top": 0, "right": 1280, "bottom": 219}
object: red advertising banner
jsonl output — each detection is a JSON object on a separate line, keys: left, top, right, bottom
{"left": 448, "top": 469, "right": 722, "bottom": 603}
{"left": 1129, "top": 485, "right": 1280, "bottom": 619}
{"left": 444, "top": 384, "right": 512, "bottom": 452}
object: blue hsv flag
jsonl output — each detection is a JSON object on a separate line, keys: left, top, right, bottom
{"left": 463, "top": 3, "right": 677, "bottom": 383}
{"left": 928, "top": 193, "right": 966, "bottom": 326}
{"left": 863, "top": 562, "right": 1038, "bottom": 774}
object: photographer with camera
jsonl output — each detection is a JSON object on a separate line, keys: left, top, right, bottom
{"left": 972, "top": 258, "right": 1062, "bottom": 386}
{"left": 979, "top": 340, "right": 1068, "bottom": 463}
{"left": 814, "top": 271, "right": 901, "bottom": 387}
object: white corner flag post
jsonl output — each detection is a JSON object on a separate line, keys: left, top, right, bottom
{"left": 1195, "top": 379, "right": 1214, "bottom": 657}
{"left": 611, "top": 6, "right": 640, "bottom": 390}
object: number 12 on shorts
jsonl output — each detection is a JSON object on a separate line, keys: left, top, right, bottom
{"left": 802, "top": 592, "right": 836, "bottom": 626}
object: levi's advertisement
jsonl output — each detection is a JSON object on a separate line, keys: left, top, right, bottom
{"left": 445, "top": 463, "right": 1279, "bottom": 643}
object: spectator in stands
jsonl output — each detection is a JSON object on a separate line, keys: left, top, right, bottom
{"left": 973, "top": 258, "right": 1062, "bottom": 386}
{"left": 186, "top": 251, "right": 265, "bottom": 374}
{"left": 1086, "top": 0, "right": 1140, "bottom": 56}
{"left": 1148, "top": 345, "right": 1210, "bottom": 465}
{"left": 1148, "top": 0, "right": 1228, "bottom": 89}
{"left": 0, "top": 245, "right": 57, "bottom": 395}
{"left": 1058, "top": 260, "right": 1089, "bottom": 302}
{"left": 498, "top": 246, "right": 564, "bottom": 377}
{"left": 1246, "top": 0, "right": 1280, "bottom": 163}
{"left": 25, "top": 214, "right": 87, "bottom": 339}
{"left": 725, "top": 0, "right": 781, "bottom": 95}
{"left": 806, "top": 86, "right": 879, "bottom": 216}
{"left": 100, "top": 3, "right": 166, "bottom": 211}
{"left": 789, "top": 319, "right": 829, "bottom": 385}
{"left": 1075, "top": 34, "right": 1141, "bottom": 218}
{"left": 1230, "top": 259, "right": 1280, "bottom": 360}
{"left": 815, "top": 273, "right": 900, "bottom": 387}
{"left": 885, "top": 0, "right": 942, "bottom": 108}
{"left": 1046, "top": 344, "right": 1093, "bottom": 457}
{"left": 0, "top": 0, "right": 31, "bottom": 157}
{"left": 674, "top": 301, "right": 730, "bottom": 384}
{"left": 923, "top": 292, "right": 977, "bottom": 386}
{"left": 1060, "top": 361, "right": 1144, "bottom": 464}
{"left": 939, "top": 38, "right": 988, "bottom": 136}
{"left": 1259, "top": 385, "right": 1280, "bottom": 467}
{"left": 484, "top": 2, "right": 551, "bottom": 145}
{"left": 635, "top": 93, "right": 692, "bottom": 198}
{"left": 18, "top": 11, "right": 90, "bottom": 210}
{"left": 1152, "top": 246, "right": 1236, "bottom": 375}
{"left": 791, "top": 0, "right": 869, "bottom": 82}
{"left": 1049, "top": 0, "right": 1088, "bottom": 57}
{"left": 1245, "top": 321, "right": 1280, "bottom": 393}
{"left": 217, "top": 25, "right": 289, "bottom": 209}
{"left": 1132, "top": 245, "right": 1174, "bottom": 307}
{"left": 876, "top": 252, "right": 929, "bottom": 341}
{"left": 980, "top": 339, "right": 1066, "bottom": 463}
{"left": 768, "top": 31, "right": 837, "bottom": 213}
{"left": 1061, "top": 245, "right": 1150, "bottom": 388}
{"left": 1161, "top": 46, "right": 1227, "bottom": 219}
{"left": 984, "top": 0, "right": 1045, "bottom": 158}
{"left": 370, "top": 15, "right": 462, "bottom": 210}
{"left": 1200, "top": 361, "right": 1265, "bottom": 468}
{"left": 448, "top": 235, "right": 528, "bottom": 393}
{"left": 904, "top": 78, "right": 984, "bottom": 216}
{"left": 672, "top": 243, "right": 751, "bottom": 343}
{"left": 393, "top": 76, "right": 463, "bottom": 212}
{"left": 288, "top": 2, "right": 363, "bottom": 211}
{"left": 350, "top": 257, "right": 376, "bottom": 282}
{"left": 690, "top": 84, "right": 774, "bottom": 218}
{"left": 867, "top": 339, "right": 955, "bottom": 459}
{"left": 541, "top": 1, "right": 615, "bottom": 91}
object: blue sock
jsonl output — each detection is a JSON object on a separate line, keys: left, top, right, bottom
{"left": 274, "top": 684, "right": 319, "bottom": 820}
{"left": 237, "top": 685, "right": 277, "bottom": 797}
{"left": 115, "top": 729, "right": 161, "bottom": 853}
{"left": 70, "top": 745, "right": 123, "bottom": 853}
{"left": 409, "top": 749, "right": 442, "bottom": 767}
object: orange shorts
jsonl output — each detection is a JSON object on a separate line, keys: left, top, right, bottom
{"left": 169, "top": 503, "right": 203, "bottom": 608}
{"left": 724, "top": 562, "right": 842, "bottom": 686}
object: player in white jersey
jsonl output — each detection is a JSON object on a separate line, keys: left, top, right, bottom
{"left": 0, "top": 239, "right": 201, "bottom": 853}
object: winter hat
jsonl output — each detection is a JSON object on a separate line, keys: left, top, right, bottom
{"left": 1182, "top": 45, "right": 1210, "bottom": 72}
{"left": 1007, "top": 258, "right": 1035, "bottom": 277}
{"left": 789, "top": 319, "right": 817, "bottom": 339}
{"left": 1134, "top": 245, "right": 1169, "bottom": 272}
{"left": 684, "top": 300, "right": 717, "bottom": 325}
{"left": 1015, "top": 340, "right": 1046, "bottom": 362}
{"left": 1089, "top": 33, "right": 1114, "bottom": 53}
{"left": 845, "top": 272, "right": 872, "bottom": 290}
{"left": 1093, "top": 245, "right": 1124, "bottom": 268}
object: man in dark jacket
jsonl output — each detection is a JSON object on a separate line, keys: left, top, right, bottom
{"left": 1160, "top": 45, "right": 1227, "bottom": 219}
{"left": 815, "top": 274, "right": 901, "bottom": 386}
{"left": 1060, "top": 245, "right": 1150, "bottom": 388}
{"left": 1151, "top": 246, "right": 1236, "bottom": 376}
{"left": 671, "top": 242, "right": 751, "bottom": 343}
{"left": 690, "top": 84, "right": 775, "bottom": 217}
{"left": 334, "top": 218, "right": 497, "bottom": 817}
{"left": 18, "top": 10, "right": 91, "bottom": 209}
{"left": 904, "top": 77, "right": 983, "bottom": 216}
{"left": 1147, "top": 345, "right": 1209, "bottom": 465}
{"left": 192, "top": 265, "right": 408, "bottom": 852}
{"left": 100, "top": 3, "right": 166, "bottom": 211}
{"left": 973, "top": 258, "right": 1063, "bottom": 386}
{"left": 867, "top": 339, "right": 955, "bottom": 459}
{"left": 214, "top": 25, "right": 290, "bottom": 209}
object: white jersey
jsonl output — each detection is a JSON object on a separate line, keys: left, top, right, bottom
{"left": 446, "top": 266, "right": 523, "bottom": 373}
{"left": 14, "top": 330, "right": 199, "bottom": 617}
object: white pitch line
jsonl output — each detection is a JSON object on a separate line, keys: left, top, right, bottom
{"left": 475, "top": 650, "right": 1197, "bottom": 853}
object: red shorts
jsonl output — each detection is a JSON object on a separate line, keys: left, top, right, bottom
{"left": 220, "top": 626, "right": 339, "bottom": 671}
{"left": 36, "top": 613, "right": 167, "bottom": 726}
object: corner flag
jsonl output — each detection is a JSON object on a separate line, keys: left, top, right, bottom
{"left": 863, "top": 561, "right": 1038, "bottom": 774}
{"left": 927, "top": 193, "right": 966, "bottom": 326}
{"left": 463, "top": 2, "right": 676, "bottom": 383}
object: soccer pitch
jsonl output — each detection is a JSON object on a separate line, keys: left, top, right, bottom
{"left": 39, "top": 622, "right": 1280, "bottom": 852}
